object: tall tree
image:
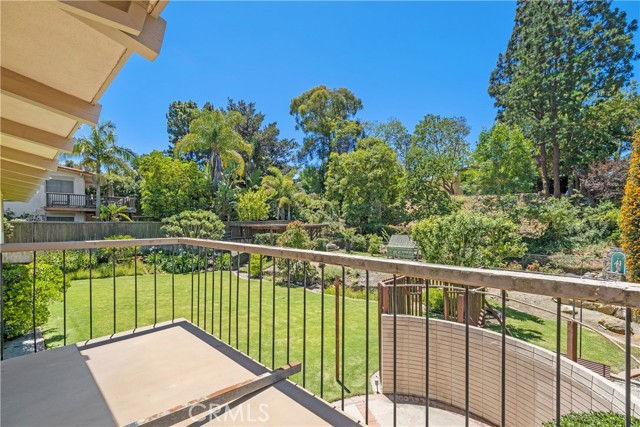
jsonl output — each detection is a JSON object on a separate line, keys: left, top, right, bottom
{"left": 621, "top": 130, "right": 640, "bottom": 282}
{"left": 166, "top": 100, "right": 213, "bottom": 165}
{"left": 365, "top": 118, "right": 412, "bottom": 167}
{"left": 325, "top": 137, "right": 404, "bottom": 232}
{"left": 261, "top": 167, "right": 305, "bottom": 220}
{"left": 72, "top": 121, "right": 136, "bottom": 217}
{"left": 468, "top": 123, "right": 536, "bottom": 196}
{"left": 489, "top": 0, "right": 638, "bottom": 197}
{"left": 290, "top": 85, "right": 363, "bottom": 189}
{"left": 225, "top": 99, "right": 296, "bottom": 175}
{"left": 174, "top": 109, "right": 252, "bottom": 195}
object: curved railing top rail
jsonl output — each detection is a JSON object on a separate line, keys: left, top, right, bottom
{"left": 1, "top": 237, "right": 639, "bottom": 308}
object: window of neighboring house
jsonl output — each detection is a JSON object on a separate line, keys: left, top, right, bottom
{"left": 45, "top": 216, "right": 74, "bottom": 222}
{"left": 45, "top": 179, "right": 74, "bottom": 194}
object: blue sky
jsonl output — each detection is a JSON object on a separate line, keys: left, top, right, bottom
{"left": 89, "top": 1, "right": 640, "bottom": 157}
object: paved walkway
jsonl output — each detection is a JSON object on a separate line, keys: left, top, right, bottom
{"left": 341, "top": 394, "right": 491, "bottom": 427}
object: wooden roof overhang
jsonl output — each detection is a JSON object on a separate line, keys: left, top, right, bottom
{"left": 0, "top": 1, "right": 168, "bottom": 202}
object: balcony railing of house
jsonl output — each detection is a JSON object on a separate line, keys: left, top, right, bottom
{"left": 45, "top": 193, "right": 136, "bottom": 210}
{"left": 1, "top": 237, "right": 639, "bottom": 427}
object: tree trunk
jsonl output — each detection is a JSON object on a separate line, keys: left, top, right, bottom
{"left": 95, "top": 174, "right": 102, "bottom": 218}
{"left": 552, "top": 133, "right": 561, "bottom": 197}
{"left": 539, "top": 142, "right": 550, "bottom": 198}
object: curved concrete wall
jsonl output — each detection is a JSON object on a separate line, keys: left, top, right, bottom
{"left": 380, "top": 315, "right": 640, "bottom": 427}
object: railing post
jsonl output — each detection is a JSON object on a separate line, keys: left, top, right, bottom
{"left": 567, "top": 319, "right": 578, "bottom": 362}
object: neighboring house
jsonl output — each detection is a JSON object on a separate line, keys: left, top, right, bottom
{"left": 4, "top": 166, "right": 136, "bottom": 222}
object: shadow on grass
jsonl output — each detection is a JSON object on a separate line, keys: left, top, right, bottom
{"left": 41, "top": 327, "right": 65, "bottom": 348}
{"left": 485, "top": 306, "right": 545, "bottom": 343}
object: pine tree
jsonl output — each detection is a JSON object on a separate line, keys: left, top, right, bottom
{"left": 621, "top": 130, "right": 640, "bottom": 283}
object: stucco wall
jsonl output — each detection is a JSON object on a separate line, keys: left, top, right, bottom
{"left": 381, "top": 315, "right": 640, "bottom": 426}
{"left": 5, "top": 170, "right": 87, "bottom": 222}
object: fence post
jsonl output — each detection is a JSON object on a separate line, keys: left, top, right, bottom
{"left": 567, "top": 319, "right": 578, "bottom": 362}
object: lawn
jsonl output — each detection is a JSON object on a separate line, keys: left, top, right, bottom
{"left": 485, "top": 304, "right": 638, "bottom": 372}
{"left": 43, "top": 271, "right": 379, "bottom": 403}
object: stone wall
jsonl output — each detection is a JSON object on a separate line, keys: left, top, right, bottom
{"left": 381, "top": 315, "right": 640, "bottom": 426}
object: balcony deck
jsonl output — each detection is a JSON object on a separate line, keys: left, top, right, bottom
{"left": 1, "top": 320, "right": 358, "bottom": 427}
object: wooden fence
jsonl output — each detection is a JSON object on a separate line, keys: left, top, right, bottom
{"left": 6, "top": 221, "right": 164, "bottom": 243}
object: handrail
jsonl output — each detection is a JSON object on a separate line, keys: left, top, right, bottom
{"left": 1, "top": 237, "right": 639, "bottom": 307}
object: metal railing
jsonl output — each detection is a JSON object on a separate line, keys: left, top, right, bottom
{"left": 45, "top": 193, "right": 136, "bottom": 210}
{"left": 1, "top": 237, "right": 639, "bottom": 427}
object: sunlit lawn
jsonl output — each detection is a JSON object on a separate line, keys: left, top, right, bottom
{"left": 43, "top": 271, "right": 378, "bottom": 403}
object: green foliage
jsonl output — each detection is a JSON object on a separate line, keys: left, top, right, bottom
{"left": 261, "top": 167, "right": 306, "bottom": 220}
{"left": 368, "top": 234, "right": 383, "bottom": 255}
{"left": 99, "top": 204, "right": 132, "bottom": 222}
{"left": 138, "top": 151, "right": 212, "bottom": 219}
{"left": 225, "top": 99, "right": 296, "bottom": 175}
{"left": 489, "top": 1, "right": 638, "bottom": 196}
{"left": 237, "top": 188, "right": 270, "bottom": 221}
{"left": 3, "top": 217, "right": 14, "bottom": 240}
{"left": 253, "top": 233, "right": 281, "bottom": 246}
{"left": 174, "top": 108, "right": 252, "bottom": 193}
{"left": 365, "top": 118, "right": 412, "bottom": 167}
{"left": 161, "top": 210, "right": 225, "bottom": 239}
{"left": 542, "top": 411, "right": 640, "bottom": 427}
{"left": 412, "top": 211, "right": 527, "bottom": 268}
{"left": 423, "top": 288, "right": 444, "bottom": 314}
{"left": 326, "top": 138, "right": 404, "bottom": 232}
{"left": 525, "top": 198, "right": 582, "bottom": 252}
{"left": 581, "top": 202, "right": 621, "bottom": 244}
{"left": 98, "top": 235, "right": 136, "bottom": 264}
{"left": 297, "top": 195, "right": 340, "bottom": 224}
{"left": 166, "top": 100, "right": 213, "bottom": 166}
{"left": 38, "top": 250, "right": 96, "bottom": 273}
{"left": 467, "top": 123, "right": 536, "bottom": 195}
{"left": 622, "top": 130, "right": 640, "bottom": 282}
{"left": 314, "top": 238, "right": 329, "bottom": 251}
{"left": 2, "top": 262, "right": 68, "bottom": 339}
{"left": 249, "top": 254, "right": 264, "bottom": 278}
{"left": 290, "top": 85, "right": 363, "bottom": 164}
{"left": 299, "top": 166, "right": 324, "bottom": 195}
{"left": 277, "top": 221, "right": 314, "bottom": 282}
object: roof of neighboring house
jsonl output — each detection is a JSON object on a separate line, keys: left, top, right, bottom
{"left": 57, "top": 166, "right": 95, "bottom": 177}
{"left": 1, "top": 1, "right": 168, "bottom": 202}
{"left": 387, "top": 234, "right": 417, "bottom": 249}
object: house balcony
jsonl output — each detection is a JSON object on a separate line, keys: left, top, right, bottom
{"left": 45, "top": 193, "right": 137, "bottom": 213}
{"left": 0, "top": 238, "right": 639, "bottom": 427}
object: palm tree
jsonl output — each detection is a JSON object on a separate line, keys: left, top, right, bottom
{"left": 174, "top": 109, "right": 252, "bottom": 195}
{"left": 71, "top": 121, "right": 136, "bottom": 217}
{"left": 98, "top": 204, "right": 132, "bottom": 222}
{"left": 261, "top": 167, "right": 307, "bottom": 220}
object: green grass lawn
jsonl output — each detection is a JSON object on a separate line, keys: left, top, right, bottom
{"left": 485, "top": 305, "right": 638, "bottom": 372}
{"left": 43, "top": 271, "right": 378, "bottom": 403}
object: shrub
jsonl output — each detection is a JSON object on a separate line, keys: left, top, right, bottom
{"left": 237, "top": 188, "right": 270, "bottom": 221}
{"left": 368, "top": 234, "right": 383, "bottom": 255}
{"left": 526, "top": 197, "right": 581, "bottom": 251}
{"left": 412, "top": 211, "right": 527, "bottom": 268}
{"left": 253, "top": 233, "right": 281, "bottom": 246}
{"left": 98, "top": 235, "right": 136, "bottom": 264}
{"left": 581, "top": 202, "right": 621, "bottom": 244}
{"left": 38, "top": 250, "right": 96, "bottom": 273}
{"left": 2, "top": 262, "right": 68, "bottom": 339}
{"left": 543, "top": 411, "right": 640, "bottom": 427}
{"left": 314, "top": 238, "right": 329, "bottom": 251}
{"left": 622, "top": 129, "right": 640, "bottom": 282}
{"left": 351, "top": 233, "right": 368, "bottom": 252}
{"left": 277, "top": 222, "right": 314, "bottom": 283}
{"left": 161, "top": 210, "right": 225, "bottom": 239}
{"left": 249, "top": 254, "right": 264, "bottom": 277}
{"left": 423, "top": 288, "right": 444, "bottom": 314}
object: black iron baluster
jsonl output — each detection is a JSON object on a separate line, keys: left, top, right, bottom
{"left": 626, "top": 307, "right": 632, "bottom": 427}
{"left": 197, "top": 246, "right": 201, "bottom": 327}
{"left": 501, "top": 289, "right": 507, "bottom": 427}
{"left": 320, "top": 264, "right": 325, "bottom": 399}
{"left": 171, "top": 246, "right": 175, "bottom": 322}
{"left": 229, "top": 251, "right": 232, "bottom": 344}
{"left": 556, "top": 298, "right": 561, "bottom": 427}
{"left": 272, "top": 258, "right": 276, "bottom": 369}
{"left": 425, "top": 280, "right": 430, "bottom": 427}
{"left": 365, "top": 270, "right": 370, "bottom": 426}
{"left": 113, "top": 248, "right": 117, "bottom": 334}
{"left": 287, "top": 259, "right": 291, "bottom": 364}
{"left": 32, "top": 251, "right": 37, "bottom": 352}
{"left": 191, "top": 247, "right": 195, "bottom": 323}
{"left": 204, "top": 249, "right": 207, "bottom": 331}
{"left": 465, "top": 286, "right": 469, "bottom": 427}
{"left": 303, "top": 262, "right": 308, "bottom": 388}
{"left": 89, "top": 249, "right": 93, "bottom": 340}
{"left": 236, "top": 253, "right": 240, "bottom": 348}
{"left": 247, "top": 254, "right": 251, "bottom": 355}
{"left": 393, "top": 274, "right": 397, "bottom": 427}
{"left": 63, "top": 250, "right": 67, "bottom": 346}
{"left": 219, "top": 254, "right": 223, "bottom": 337}
{"left": 341, "top": 266, "right": 345, "bottom": 410}
{"left": 153, "top": 248, "right": 157, "bottom": 325}
{"left": 134, "top": 246, "right": 138, "bottom": 328}
{"left": 259, "top": 255, "right": 263, "bottom": 363}
{"left": 211, "top": 252, "right": 216, "bottom": 335}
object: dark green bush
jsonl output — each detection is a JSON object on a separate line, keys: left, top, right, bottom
{"left": 98, "top": 234, "right": 136, "bottom": 264}
{"left": 38, "top": 250, "right": 96, "bottom": 272}
{"left": 581, "top": 201, "right": 621, "bottom": 243}
{"left": 253, "top": 233, "right": 281, "bottom": 246}
{"left": 543, "top": 411, "right": 640, "bottom": 427}
{"left": 314, "top": 238, "right": 329, "bottom": 251}
{"left": 2, "top": 262, "right": 68, "bottom": 339}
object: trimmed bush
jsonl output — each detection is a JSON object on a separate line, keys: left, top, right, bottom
{"left": 161, "top": 210, "right": 225, "bottom": 239}
{"left": 543, "top": 411, "right": 640, "bottom": 427}
{"left": 368, "top": 234, "right": 383, "bottom": 255}
{"left": 314, "top": 238, "right": 329, "bottom": 251}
